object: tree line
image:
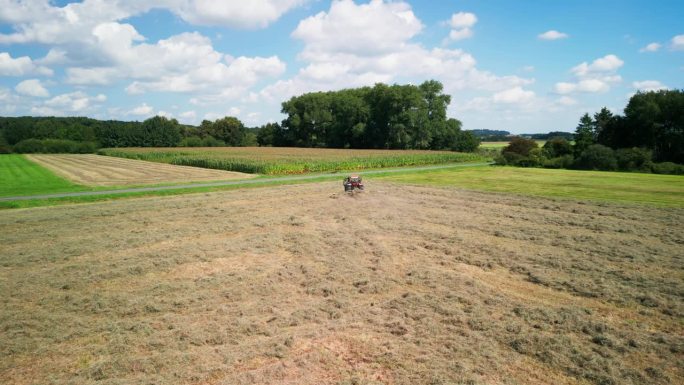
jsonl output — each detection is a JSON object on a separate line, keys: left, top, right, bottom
{"left": 496, "top": 89, "right": 684, "bottom": 174}
{"left": 256, "top": 80, "right": 479, "bottom": 151}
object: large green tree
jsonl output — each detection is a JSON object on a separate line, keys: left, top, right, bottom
{"left": 574, "top": 113, "right": 595, "bottom": 155}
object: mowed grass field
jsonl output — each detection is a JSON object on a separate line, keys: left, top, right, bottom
{"left": 480, "top": 141, "right": 545, "bottom": 149}
{"left": 379, "top": 166, "right": 684, "bottom": 207}
{"left": 100, "top": 147, "right": 488, "bottom": 175}
{"left": 1, "top": 182, "right": 682, "bottom": 385}
{"left": 0, "top": 154, "right": 87, "bottom": 197}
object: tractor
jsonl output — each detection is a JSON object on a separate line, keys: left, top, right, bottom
{"left": 343, "top": 174, "right": 364, "bottom": 193}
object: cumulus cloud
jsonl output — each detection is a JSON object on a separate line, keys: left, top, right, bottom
{"left": 639, "top": 42, "right": 661, "bottom": 52}
{"left": 554, "top": 54, "right": 623, "bottom": 94}
{"left": 14, "top": 79, "right": 49, "bottom": 97}
{"left": 671, "top": 34, "right": 684, "bottom": 51}
{"left": 260, "top": 1, "right": 531, "bottom": 105}
{"left": 446, "top": 12, "right": 477, "bottom": 41}
{"left": 129, "top": 103, "right": 154, "bottom": 116}
{"left": 0, "top": 52, "right": 53, "bottom": 76}
{"left": 174, "top": 0, "right": 308, "bottom": 29}
{"left": 31, "top": 91, "right": 106, "bottom": 116}
{"left": 492, "top": 87, "right": 535, "bottom": 104}
{"left": 538, "top": 30, "right": 568, "bottom": 40}
{"left": 632, "top": 80, "right": 668, "bottom": 92}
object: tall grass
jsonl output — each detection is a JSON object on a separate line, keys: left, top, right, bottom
{"left": 99, "top": 147, "right": 488, "bottom": 175}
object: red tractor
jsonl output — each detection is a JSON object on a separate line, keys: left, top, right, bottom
{"left": 343, "top": 174, "right": 364, "bottom": 193}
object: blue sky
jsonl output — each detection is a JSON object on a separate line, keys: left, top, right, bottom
{"left": 0, "top": 0, "right": 682, "bottom": 133}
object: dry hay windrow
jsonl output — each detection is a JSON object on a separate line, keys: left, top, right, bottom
{"left": 0, "top": 182, "right": 682, "bottom": 385}
{"left": 25, "top": 154, "right": 254, "bottom": 186}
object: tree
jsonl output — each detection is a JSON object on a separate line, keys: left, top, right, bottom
{"left": 574, "top": 113, "right": 595, "bottom": 155}
{"left": 208, "top": 117, "right": 246, "bottom": 146}
{"left": 502, "top": 136, "right": 538, "bottom": 156}
{"left": 574, "top": 144, "right": 617, "bottom": 171}
{"left": 592, "top": 107, "right": 614, "bottom": 141}
{"left": 141, "top": 116, "right": 181, "bottom": 147}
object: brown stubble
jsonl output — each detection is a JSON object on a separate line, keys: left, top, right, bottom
{"left": 0, "top": 181, "right": 682, "bottom": 385}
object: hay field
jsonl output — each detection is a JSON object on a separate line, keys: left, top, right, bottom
{"left": 26, "top": 154, "right": 254, "bottom": 186}
{"left": 1, "top": 182, "right": 682, "bottom": 385}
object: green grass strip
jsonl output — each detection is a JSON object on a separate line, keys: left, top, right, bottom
{"left": 378, "top": 166, "right": 684, "bottom": 207}
{"left": 0, "top": 154, "right": 89, "bottom": 197}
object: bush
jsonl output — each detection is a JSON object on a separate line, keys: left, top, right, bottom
{"left": 201, "top": 136, "right": 225, "bottom": 147}
{"left": 179, "top": 136, "right": 203, "bottom": 147}
{"left": 543, "top": 154, "right": 574, "bottom": 169}
{"left": 615, "top": 147, "right": 652, "bottom": 171}
{"left": 13, "top": 139, "right": 97, "bottom": 153}
{"left": 650, "top": 162, "right": 684, "bottom": 175}
{"left": 502, "top": 137, "right": 538, "bottom": 157}
{"left": 574, "top": 144, "right": 617, "bottom": 171}
{"left": 543, "top": 137, "right": 573, "bottom": 158}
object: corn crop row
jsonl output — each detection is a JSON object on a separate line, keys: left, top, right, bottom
{"left": 99, "top": 149, "right": 486, "bottom": 175}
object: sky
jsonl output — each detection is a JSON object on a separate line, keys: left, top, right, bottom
{"left": 0, "top": 0, "right": 682, "bottom": 134}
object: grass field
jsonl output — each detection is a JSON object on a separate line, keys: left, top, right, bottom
{"left": 379, "top": 166, "right": 684, "bottom": 207}
{"left": 0, "top": 154, "right": 87, "bottom": 197}
{"left": 479, "top": 140, "right": 546, "bottom": 149}
{"left": 1, "top": 182, "right": 682, "bottom": 385}
{"left": 100, "top": 147, "right": 489, "bottom": 175}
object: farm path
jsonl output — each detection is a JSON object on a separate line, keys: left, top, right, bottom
{"left": 0, "top": 161, "right": 491, "bottom": 201}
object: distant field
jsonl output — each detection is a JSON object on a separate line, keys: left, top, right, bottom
{"left": 379, "top": 166, "right": 684, "bottom": 207}
{"left": 100, "top": 147, "right": 489, "bottom": 175}
{"left": 480, "top": 140, "right": 546, "bottom": 149}
{"left": 0, "top": 154, "right": 87, "bottom": 197}
{"left": 28, "top": 154, "right": 254, "bottom": 186}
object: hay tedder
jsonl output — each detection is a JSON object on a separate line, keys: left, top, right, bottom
{"left": 343, "top": 174, "right": 364, "bottom": 193}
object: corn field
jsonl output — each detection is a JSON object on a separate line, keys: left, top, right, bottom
{"left": 99, "top": 147, "right": 488, "bottom": 175}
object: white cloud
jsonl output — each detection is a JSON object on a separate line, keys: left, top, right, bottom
{"left": 449, "top": 12, "right": 477, "bottom": 29}
{"left": 292, "top": 0, "right": 423, "bottom": 57}
{"left": 446, "top": 12, "right": 477, "bottom": 42}
{"left": 554, "top": 54, "right": 623, "bottom": 94}
{"left": 129, "top": 103, "right": 154, "bottom": 116}
{"left": 492, "top": 87, "right": 535, "bottom": 104}
{"left": 260, "top": 1, "right": 530, "bottom": 105}
{"left": 30, "top": 91, "right": 106, "bottom": 116}
{"left": 632, "top": 80, "right": 668, "bottom": 92}
{"left": 639, "top": 42, "right": 661, "bottom": 52}
{"left": 449, "top": 28, "right": 473, "bottom": 41}
{"left": 62, "top": 29, "right": 285, "bottom": 99}
{"left": 15, "top": 79, "right": 50, "bottom": 98}
{"left": 174, "top": 0, "right": 308, "bottom": 28}
{"left": 571, "top": 54, "right": 623, "bottom": 76}
{"left": 538, "top": 30, "right": 568, "bottom": 40}
{"left": 671, "top": 34, "right": 684, "bottom": 51}
{"left": 0, "top": 52, "right": 53, "bottom": 76}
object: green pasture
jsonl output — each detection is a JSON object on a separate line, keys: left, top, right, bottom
{"left": 479, "top": 140, "right": 546, "bottom": 149}
{"left": 0, "top": 154, "right": 87, "bottom": 197}
{"left": 378, "top": 166, "right": 684, "bottom": 207}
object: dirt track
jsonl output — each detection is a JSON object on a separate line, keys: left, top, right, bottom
{"left": 1, "top": 182, "right": 682, "bottom": 385}
{"left": 26, "top": 154, "right": 253, "bottom": 186}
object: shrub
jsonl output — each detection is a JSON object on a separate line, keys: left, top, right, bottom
{"left": 543, "top": 137, "right": 573, "bottom": 158}
{"left": 615, "top": 147, "right": 652, "bottom": 171}
{"left": 179, "top": 136, "right": 203, "bottom": 147}
{"left": 650, "top": 162, "right": 684, "bottom": 175}
{"left": 201, "top": 136, "right": 225, "bottom": 147}
{"left": 543, "top": 154, "right": 574, "bottom": 169}
{"left": 502, "top": 137, "right": 538, "bottom": 157}
{"left": 574, "top": 144, "right": 617, "bottom": 171}
{"left": 12, "top": 139, "right": 44, "bottom": 153}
